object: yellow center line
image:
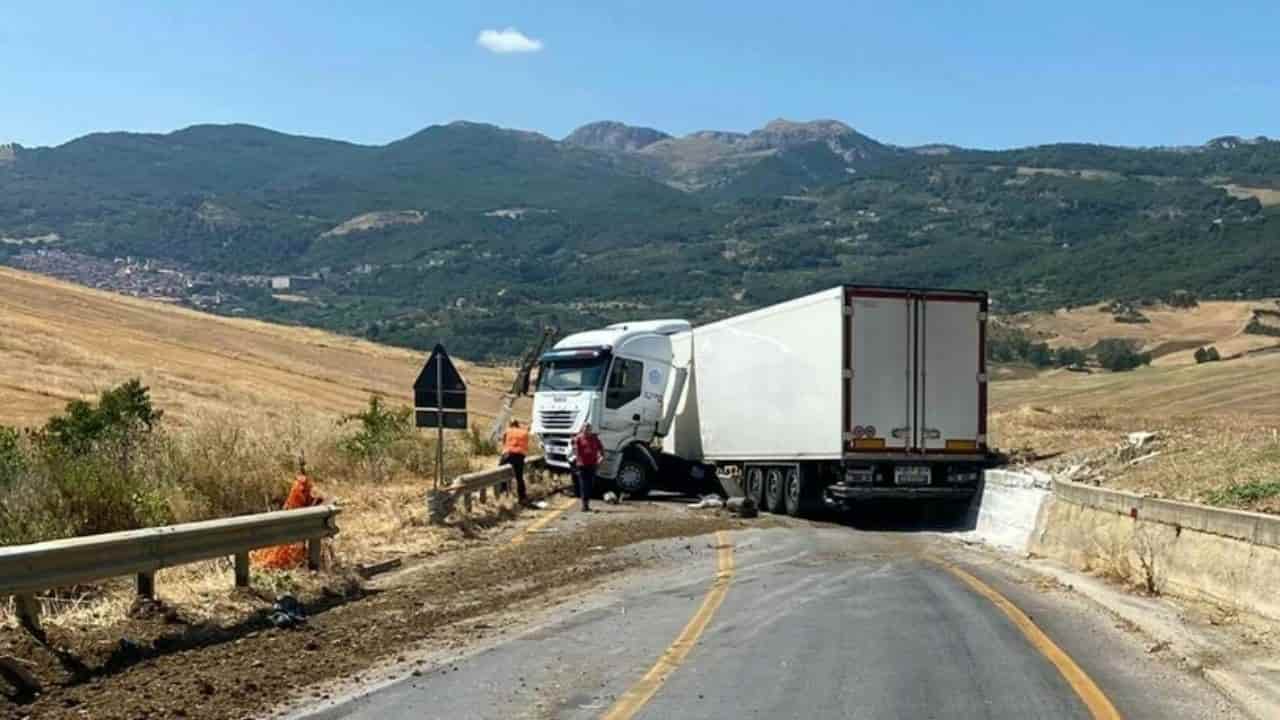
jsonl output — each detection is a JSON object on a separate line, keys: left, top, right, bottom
{"left": 509, "top": 496, "right": 575, "bottom": 546}
{"left": 601, "top": 531, "right": 735, "bottom": 720}
{"left": 937, "top": 561, "right": 1123, "bottom": 720}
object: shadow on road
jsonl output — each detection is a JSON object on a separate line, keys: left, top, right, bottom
{"left": 619, "top": 489, "right": 980, "bottom": 535}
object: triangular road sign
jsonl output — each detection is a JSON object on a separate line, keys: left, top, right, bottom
{"left": 414, "top": 344, "right": 467, "bottom": 428}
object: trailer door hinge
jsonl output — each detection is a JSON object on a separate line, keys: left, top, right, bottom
{"left": 843, "top": 305, "right": 853, "bottom": 316}
{"left": 977, "top": 311, "right": 988, "bottom": 321}
{"left": 977, "top": 372, "right": 988, "bottom": 383}
{"left": 843, "top": 369, "right": 853, "bottom": 379}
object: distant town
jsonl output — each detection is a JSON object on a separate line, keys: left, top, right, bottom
{"left": 4, "top": 248, "right": 329, "bottom": 314}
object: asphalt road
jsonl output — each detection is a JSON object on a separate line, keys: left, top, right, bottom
{"left": 304, "top": 510, "right": 1245, "bottom": 720}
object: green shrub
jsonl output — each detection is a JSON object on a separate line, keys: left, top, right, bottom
{"left": 1194, "top": 346, "right": 1222, "bottom": 364}
{"left": 1245, "top": 317, "right": 1280, "bottom": 337}
{"left": 338, "top": 396, "right": 413, "bottom": 482}
{"left": 1095, "top": 339, "right": 1152, "bottom": 372}
{"left": 1054, "top": 346, "right": 1088, "bottom": 368}
{"left": 1206, "top": 482, "right": 1280, "bottom": 507}
{"left": 0, "top": 427, "right": 25, "bottom": 489}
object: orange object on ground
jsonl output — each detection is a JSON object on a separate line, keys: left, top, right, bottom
{"left": 502, "top": 427, "right": 530, "bottom": 455}
{"left": 254, "top": 474, "right": 324, "bottom": 569}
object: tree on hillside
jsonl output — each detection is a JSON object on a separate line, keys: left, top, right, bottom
{"left": 1054, "top": 346, "right": 1088, "bottom": 368}
{"left": 1096, "top": 339, "right": 1153, "bottom": 372}
{"left": 1194, "top": 346, "right": 1222, "bottom": 364}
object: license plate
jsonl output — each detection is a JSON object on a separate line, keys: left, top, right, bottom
{"left": 894, "top": 466, "right": 931, "bottom": 486}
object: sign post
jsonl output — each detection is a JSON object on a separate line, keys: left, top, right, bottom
{"left": 414, "top": 344, "right": 467, "bottom": 489}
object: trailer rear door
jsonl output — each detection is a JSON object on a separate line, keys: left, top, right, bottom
{"left": 847, "top": 292, "right": 914, "bottom": 451}
{"left": 916, "top": 295, "right": 984, "bottom": 452}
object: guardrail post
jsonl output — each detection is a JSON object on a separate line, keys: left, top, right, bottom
{"left": 463, "top": 492, "right": 473, "bottom": 514}
{"left": 14, "top": 594, "right": 41, "bottom": 634}
{"left": 234, "top": 552, "right": 250, "bottom": 587}
{"left": 307, "top": 539, "right": 322, "bottom": 571}
{"left": 479, "top": 486, "right": 489, "bottom": 504}
{"left": 426, "top": 490, "right": 452, "bottom": 525}
{"left": 136, "top": 571, "right": 156, "bottom": 600}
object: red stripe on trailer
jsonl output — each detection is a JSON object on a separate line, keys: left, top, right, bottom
{"left": 842, "top": 290, "right": 853, "bottom": 448}
{"left": 978, "top": 294, "right": 989, "bottom": 444}
{"left": 845, "top": 287, "right": 914, "bottom": 300}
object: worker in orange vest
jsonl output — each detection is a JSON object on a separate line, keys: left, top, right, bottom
{"left": 256, "top": 458, "right": 325, "bottom": 569}
{"left": 500, "top": 419, "right": 531, "bottom": 504}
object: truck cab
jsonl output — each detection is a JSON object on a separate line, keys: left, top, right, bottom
{"left": 531, "top": 320, "right": 690, "bottom": 492}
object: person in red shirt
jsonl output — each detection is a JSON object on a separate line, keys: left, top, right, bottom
{"left": 500, "top": 420, "right": 531, "bottom": 504}
{"left": 572, "top": 422, "right": 605, "bottom": 512}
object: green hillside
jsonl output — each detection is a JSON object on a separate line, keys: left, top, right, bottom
{"left": 1, "top": 120, "right": 1278, "bottom": 358}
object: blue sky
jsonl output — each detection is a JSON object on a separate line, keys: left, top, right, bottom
{"left": 2, "top": 1, "right": 1276, "bottom": 149}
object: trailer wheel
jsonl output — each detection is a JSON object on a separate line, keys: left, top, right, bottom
{"left": 784, "top": 467, "right": 822, "bottom": 518}
{"left": 615, "top": 455, "right": 651, "bottom": 498}
{"left": 764, "top": 468, "right": 786, "bottom": 513}
{"left": 745, "top": 467, "right": 765, "bottom": 509}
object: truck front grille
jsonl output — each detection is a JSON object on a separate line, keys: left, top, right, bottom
{"left": 541, "top": 435, "right": 572, "bottom": 468}
{"left": 538, "top": 410, "right": 577, "bottom": 430}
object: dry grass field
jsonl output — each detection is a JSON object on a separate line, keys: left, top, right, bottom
{"left": 1006, "top": 299, "right": 1280, "bottom": 367}
{"left": 1222, "top": 183, "right": 1280, "bottom": 207}
{"left": 0, "top": 267, "right": 523, "bottom": 429}
{"left": 991, "top": 351, "right": 1280, "bottom": 511}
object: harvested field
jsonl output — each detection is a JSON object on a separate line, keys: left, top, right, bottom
{"left": 991, "top": 351, "right": 1280, "bottom": 511}
{"left": 1006, "top": 300, "right": 1280, "bottom": 367}
{"left": 0, "top": 267, "right": 522, "bottom": 429}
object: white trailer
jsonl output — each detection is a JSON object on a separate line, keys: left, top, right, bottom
{"left": 661, "top": 285, "right": 988, "bottom": 515}
{"left": 531, "top": 285, "right": 989, "bottom": 516}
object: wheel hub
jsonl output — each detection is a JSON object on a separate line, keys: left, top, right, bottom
{"left": 618, "top": 463, "right": 645, "bottom": 492}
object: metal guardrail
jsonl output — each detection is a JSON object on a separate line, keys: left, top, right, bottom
{"left": 427, "top": 456, "right": 547, "bottom": 523}
{"left": 1, "top": 505, "right": 340, "bottom": 631}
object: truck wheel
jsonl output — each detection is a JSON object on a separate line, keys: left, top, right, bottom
{"left": 615, "top": 455, "right": 651, "bottom": 499}
{"left": 745, "top": 467, "right": 765, "bottom": 509}
{"left": 784, "top": 467, "right": 822, "bottom": 518}
{"left": 764, "top": 468, "right": 786, "bottom": 513}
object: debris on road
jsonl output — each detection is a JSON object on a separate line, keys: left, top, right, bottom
{"left": 688, "top": 495, "right": 724, "bottom": 509}
{"left": 0, "top": 509, "right": 745, "bottom": 720}
{"left": 725, "top": 497, "right": 758, "bottom": 518}
{"left": 0, "top": 655, "right": 41, "bottom": 696}
{"left": 603, "top": 491, "right": 620, "bottom": 505}
{"left": 356, "top": 558, "right": 404, "bottom": 579}
{"left": 270, "top": 595, "right": 308, "bottom": 629}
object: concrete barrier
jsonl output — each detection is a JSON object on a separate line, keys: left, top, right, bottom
{"left": 951, "top": 470, "right": 1280, "bottom": 619}
{"left": 957, "top": 469, "right": 1052, "bottom": 553}
{"left": 1033, "top": 480, "right": 1280, "bottom": 620}
{"left": 1052, "top": 480, "right": 1280, "bottom": 549}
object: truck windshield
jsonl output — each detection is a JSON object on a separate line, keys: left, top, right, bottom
{"left": 536, "top": 357, "right": 610, "bottom": 392}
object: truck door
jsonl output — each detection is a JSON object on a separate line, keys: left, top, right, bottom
{"left": 915, "top": 296, "right": 983, "bottom": 452}
{"left": 848, "top": 293, "right": 914, "bottom": 451}
{"left": 602, "top": 357, "right": 648, "bottom": 435}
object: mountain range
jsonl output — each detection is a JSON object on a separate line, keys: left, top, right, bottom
{"left": 1, "top": 118, "right": 1278, "bottom": 358}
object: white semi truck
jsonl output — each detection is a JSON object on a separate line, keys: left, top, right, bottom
{"left": 530, "top": 285, "right": 990, "bottom": 516}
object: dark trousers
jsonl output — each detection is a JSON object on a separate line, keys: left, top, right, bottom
{"left": 576, "top": 465, "right": 596, "bottom": 510}
{"left": 500, "top": 453, "right": 527, "bottom": 502}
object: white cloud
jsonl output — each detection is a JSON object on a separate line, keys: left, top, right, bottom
{"left": 476, "top": 27, "right": 544, "bottom": 54}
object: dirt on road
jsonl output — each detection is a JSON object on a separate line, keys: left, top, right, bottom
{"left": 0, "top": 503, "right": 747, "bottom": 720}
